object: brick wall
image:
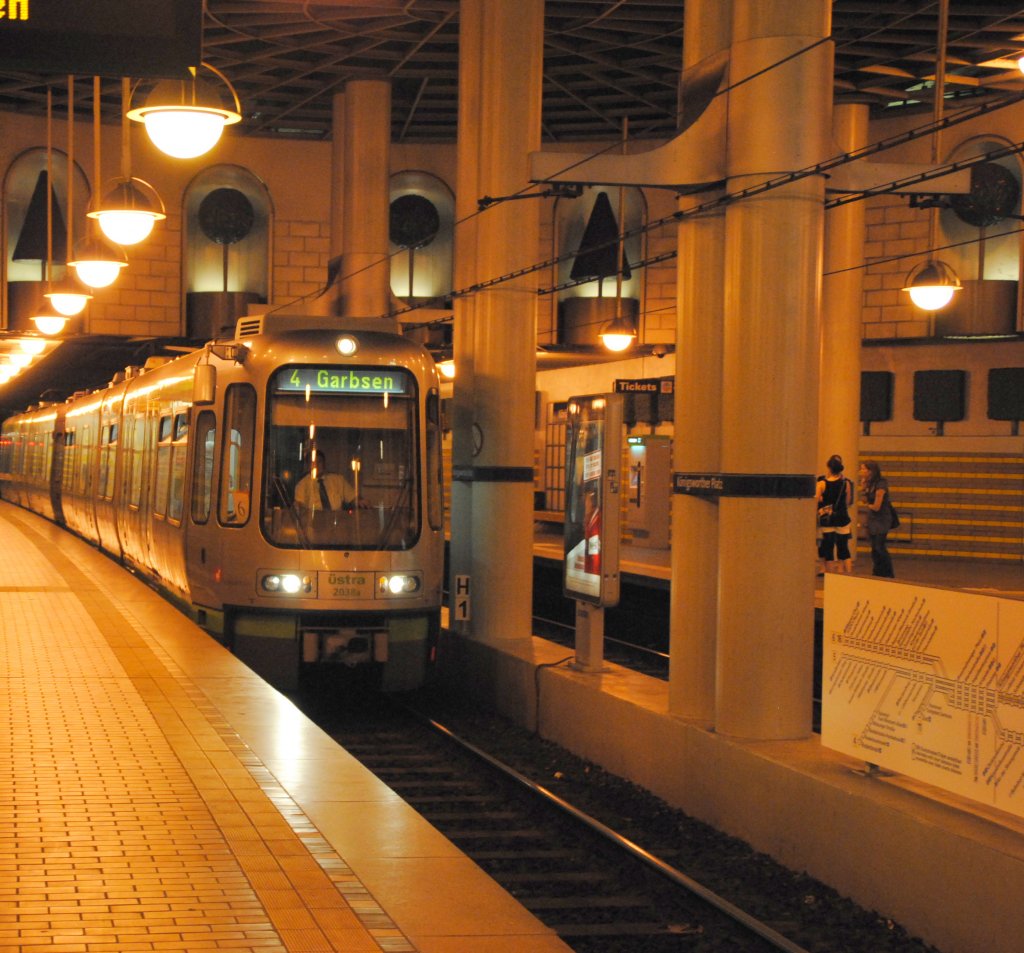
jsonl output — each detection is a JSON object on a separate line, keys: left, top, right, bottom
{"left": 273, "top": 219, "right": 332, "bottom": 305}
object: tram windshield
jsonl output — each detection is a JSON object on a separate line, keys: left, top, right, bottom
{"left": 262, "top": 366, "right": 418, "bottom": 549}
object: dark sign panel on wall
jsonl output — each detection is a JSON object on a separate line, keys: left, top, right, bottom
{"left": 0, "top": 0, "right": 202, "bottom": 78}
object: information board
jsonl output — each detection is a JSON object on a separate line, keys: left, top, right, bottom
{"left": 822, "top": 574, "right": 1024, "bottom": 819}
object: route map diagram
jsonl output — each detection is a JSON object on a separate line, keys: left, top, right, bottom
{"left": 822, "top": 575, "right": 1024, "bottom": 818}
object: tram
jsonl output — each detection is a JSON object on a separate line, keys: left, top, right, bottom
{"left": 0, "top": 313, "right": 446, "bottom": 691}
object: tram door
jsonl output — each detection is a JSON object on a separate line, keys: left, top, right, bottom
{"left": 625, "top": 435, "right": 671, "bottom": 549}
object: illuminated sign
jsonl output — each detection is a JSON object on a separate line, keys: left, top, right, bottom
{"left": 276, "top": 367, "right": 411, "bottom": 396}
{"left": 0, "top": 0, "right": 201, "bottom": 78}
{"left": 0, "top": 1, "right": 29, "bottom": 22}
{"left": 563, "top": 393, "right": 623, "bottom": 607}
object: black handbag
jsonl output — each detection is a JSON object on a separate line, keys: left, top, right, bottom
{"left": 890, "top": 503, "right": 900, "bottom": 529}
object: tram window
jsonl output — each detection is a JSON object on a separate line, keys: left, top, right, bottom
{"left": 426, "top": 390, "right": 443, "bottom": 531}
{"left": 99, "top": 423, "right": 118, "bottom": 501}
{"left": 219, "top": 384, "right": 256, "bottom": 526}
{"left": 168, "top": 414, "right": 189, "bottom": 523}
{"left": 154, "top": 416, "right": 172, "bottom": 517}
{"left": 62, "top": 430, "right": 75, "bottom": 491}
{"left": 127, "top": 417, "right": 146, "bottom": 508}
{"left": 262, "top": 368, "right": 419, "bottom": 549}
{"left": 191, "top": 412, "right": 216, "bottom": 524}
{"left": 76, "top": 424, "right": 94, "bottom": 495}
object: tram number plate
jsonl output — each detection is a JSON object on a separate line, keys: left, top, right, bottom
{"left": 319, "top": 571, "right": 373, "bottom": 599}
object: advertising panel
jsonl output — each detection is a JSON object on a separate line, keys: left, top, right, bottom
{"left": 563, "top": 394, "right": 622, "bottom": 606}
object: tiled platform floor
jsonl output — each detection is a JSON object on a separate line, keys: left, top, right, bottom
{"left": 0, "top": 502, "right": 570, "bottom": 953}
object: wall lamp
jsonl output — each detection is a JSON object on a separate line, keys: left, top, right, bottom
{"left": 127, "top": 64, "right": 242, "bottom": 160}
{"left": 902, "top": 259, "right": 962, "bottom": 311}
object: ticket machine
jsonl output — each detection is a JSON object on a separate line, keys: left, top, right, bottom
{"left": 626, "top": 435, "right": 671, "bottom": 549}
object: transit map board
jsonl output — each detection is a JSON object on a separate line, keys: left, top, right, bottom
{"left": 563, "top": 393, "right": 622, "bottom": 606}
{"left": 822, "top": 574, "right": 1024, "bottom": 819}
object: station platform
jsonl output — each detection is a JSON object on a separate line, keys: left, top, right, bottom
{"left": 0, "top": 501, "right": 570, "bottom": 953}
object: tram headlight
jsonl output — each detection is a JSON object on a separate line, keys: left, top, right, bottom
{"left": 376, "top": 572, "right": 422, "bottom": 597}
{"left": 336, "top": 335, "right": 358, "bottom": 357}
{"left": 259, "top": 571, "right": 314, "bottom": 596}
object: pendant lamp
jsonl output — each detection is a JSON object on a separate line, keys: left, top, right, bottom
{"left": 44, "top": 75, "right": 91, "bottom": 322}
{"left": 127, "top": 63, "right": 241, "bottom": 160}
{"left": 89, "top": 78, "right": 166, "bottom": 245}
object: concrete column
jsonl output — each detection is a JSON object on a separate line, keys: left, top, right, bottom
{"left": 669, "top": 0, "right": 732, "bottom": 723}
{"left": 819, "top": 102, "right": 869, "bottom": 495}
{"left": 716, "top": 0, "right": 832, "bottom": 739}
{"left": 339, "top": 79, "right": 392, "bottom": 318}
{"left": 450, "top": 0, "right": 543, "bottom": 644}
{"left": 330, "top": 92, "right": 346, "bottom": 266}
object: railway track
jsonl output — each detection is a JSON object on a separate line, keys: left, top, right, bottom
{"left": 293, "top": 687, "right": 932, "bottom": 953}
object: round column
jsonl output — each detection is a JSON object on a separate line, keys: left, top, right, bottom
{"left": 716, "top": 0, "right": 832, "bottom": 739}
{"left": 339, "top": 78, "right": 392, "bottom": 318}
{"left": 669, "top": 0, "right": 732, "bottom": 723}
{"left": 819, "top": 102, "right": 869, "bottom": 505}
{"left": 451, "top": 0, "right": 543, "bottom": 643}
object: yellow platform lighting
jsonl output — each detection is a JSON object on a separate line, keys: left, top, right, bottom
{"left": 599, "top": 313, "right": 637, "bottom": 352}
{"left": 32, "top": 313, "right": 69, "bottom": 335}
{"left": 69, "top": 234, "right": 128, "bottom": 288}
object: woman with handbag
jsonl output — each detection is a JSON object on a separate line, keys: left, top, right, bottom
{"left": 859, "top": 459, "right": 895, "bottom": 578}
{"left": 816, "top": 454, "right": 853, "bottom": 574}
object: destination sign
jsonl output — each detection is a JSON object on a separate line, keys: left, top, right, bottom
{"left": 276, "top": 367, "right": 411, "bottom": 396}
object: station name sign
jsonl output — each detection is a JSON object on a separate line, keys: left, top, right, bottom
{"left": 673, "top": 472, "right": 816, "bottom": 499}
{"left": 0, "top": 0, "right": 202, "bottom": 78}
{"left": 277, "top": 367, "right": 410, "bottom": 396}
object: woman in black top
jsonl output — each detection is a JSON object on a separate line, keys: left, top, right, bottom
{"left": 816, "top": 454, "right": 853, "bottom": 573}
{"left": 859, "top": 459, "right": 895, "bottom": 578}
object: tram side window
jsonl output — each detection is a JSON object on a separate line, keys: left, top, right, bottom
{"left": 62, "top": 431, "right": 76, "bottom": 491}
{"left": 76, "top": 424, "right": 95, "bottom": 495}
{"left": 98, "top": 423, "right": 118, "bottom": 501}
{"left": 154, "top": 415, "right": 173, "bottom": 517}
{"left": 426, "top": 390, "right": 443, "bottom": 531}
{"left": 191, "top": 412, "right": 216, "bottom": 524}
{"left": 128, "top": 416, "right": 146, "bottom": 507}
{"left": 219, "top": 384, "right": 256, "bottom": 526}
{"left": 167, "top": 413, "right": 189, "bottom": 522}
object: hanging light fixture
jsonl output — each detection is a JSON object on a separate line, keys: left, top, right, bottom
{"left": 70, "top": 77, "right": 128, "bottom": 289}
{"left": 599, "top": 313, "right": 637, "bottom": 352}
{"left": 45, "top": 75, "right": 91, "bottom": 320}
{"left": 904, "top": 0, "right": 961, "bottom": 315}
{"left": 902, "top": 259, "right": 962, "bottom": 311}
{"left": 89, "top": 78, "right": 166, "bottom": 245}
{"left": 127, "top": 63, "right": 241, "bottom": 160}
{"left": 600, "top": 126, "right": 637, "bottom": 353}
{"left": 28, "top": 85, "right": 72, "bottom": 336}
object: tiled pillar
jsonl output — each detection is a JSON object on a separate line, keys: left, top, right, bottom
{"left": 716, "top": 0, "right": 832, "bottom": 739}
{"left": 450, "top": 0, "right": 543, "bottom": 643}
{"left": 669, "top": 0, "right": 732, "bottom": 723}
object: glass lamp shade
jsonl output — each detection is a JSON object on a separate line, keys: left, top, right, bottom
{"left": 903, "top": 260, "right": 962, "bottom": 311}
{"left": 32, "top": 314, "right": 68, "bottom": 335}
{"left": 68, "top": 235, "right": 128, "bottom": 289}
{"left": 127, "top": 75, "right": 241, "bottom": 160}
{"left": 599, "top": 314, "right": 637, "bottom": 352}
{"left": 45, "top": 288, "right": 91, "bottom": 316}
{"left": 87, "top": 178, "right": 166, "bottom": 246}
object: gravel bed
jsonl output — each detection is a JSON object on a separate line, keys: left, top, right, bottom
{"left": 410, "top": 687, "right": 943, "bottom": 953}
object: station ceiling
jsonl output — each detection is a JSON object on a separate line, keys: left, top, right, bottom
{"left": 0, "top": 2, "right": 1022, "bottom": 143}
{"left": 1, "top": 1, "right": 1024, "bottom": 415}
